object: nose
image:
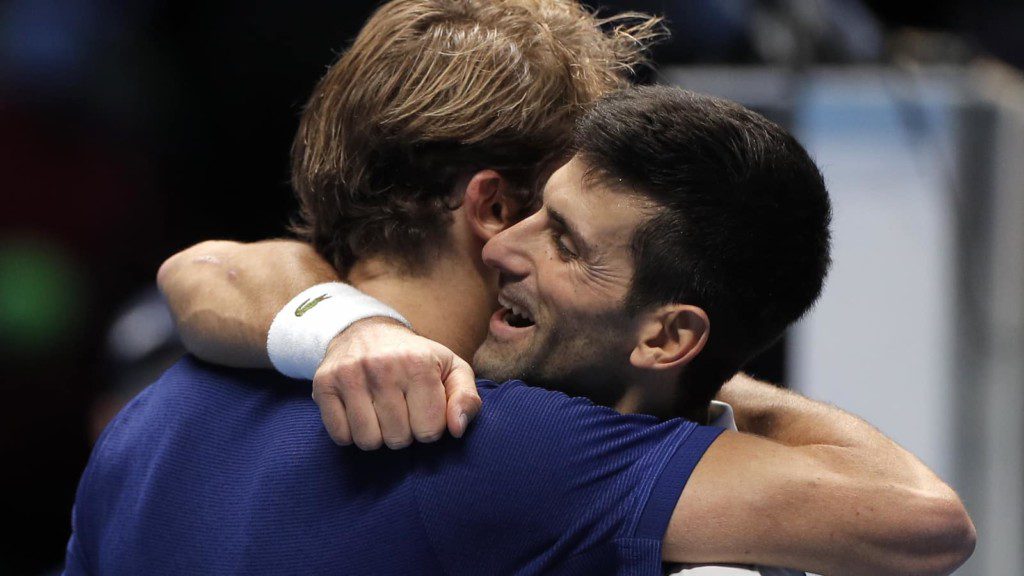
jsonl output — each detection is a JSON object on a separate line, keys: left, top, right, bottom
{"left": 482, "top": 214, "right": 537, "bottom": 281}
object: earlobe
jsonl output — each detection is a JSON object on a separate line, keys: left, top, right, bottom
{"left": 629, "top": 306, "right": 709, "bottom": 371}
{"left": 464, "top": 169, "right": 516, "bottom": 241}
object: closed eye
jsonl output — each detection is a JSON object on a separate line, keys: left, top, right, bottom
{"left": 551, "top": 230, "right": 578, "bottom": 261}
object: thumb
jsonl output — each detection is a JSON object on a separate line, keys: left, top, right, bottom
{"left": 441, "top": 354, "right": 481, "bottom": 438}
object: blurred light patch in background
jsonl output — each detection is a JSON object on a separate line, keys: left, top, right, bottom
{"left": 0, "top": 238, "right": 84, "bottom": 354}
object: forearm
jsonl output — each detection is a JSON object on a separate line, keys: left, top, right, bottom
{"left": 718, "top": 374, "right": 973, "bottom": 548}
{"left": 720, "top": 373, "right": 896, "bottom": 450}
{"left": 157, "top": 239, "right": 339, "bottom": 368}
{"left": 706, "top": 376, "right": 975, "bottom": 574}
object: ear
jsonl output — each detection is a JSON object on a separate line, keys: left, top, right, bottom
{"left": 462, "top": 169, "right": 518, "bottom": 242}
{"left": 629, "top": 305, "right": 710, "bottom": 371}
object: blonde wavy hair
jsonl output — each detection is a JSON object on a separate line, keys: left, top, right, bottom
{"left": 291, "top": 0, "right": 664, "bottom": 273}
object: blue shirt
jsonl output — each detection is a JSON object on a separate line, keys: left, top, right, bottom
{"left": 65, "top": 356, "right": 723, "bottom": 575}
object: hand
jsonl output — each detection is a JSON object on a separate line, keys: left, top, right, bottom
{"left": 311, "top": 318, "right": 482, "bottom": 449}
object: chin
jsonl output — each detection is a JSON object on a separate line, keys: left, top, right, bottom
{"left": 472, "top": 345, "right": 514, "bottom": 382}
{"left": 472, "top": 345, "right": 533, "bottom": 383}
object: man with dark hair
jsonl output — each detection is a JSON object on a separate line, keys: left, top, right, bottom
{"left": 86, "top": 86, "right": 976, "bottom": 575}
{"left": 472, "top": 87, "right": 832, "bottom": 423}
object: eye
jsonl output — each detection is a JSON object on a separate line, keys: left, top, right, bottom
{"left": 551, "top": 230, "right": 578, "bottom": 260}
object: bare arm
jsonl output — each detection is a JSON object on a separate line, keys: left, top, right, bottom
{"left": 665, "top": 376, "right": 976, "bottom": 576}
{"left": 157, "top": 239, "right": 338, "bottom": 368}
{"left": 156, "top": 239, "right": 480, "bottom": 449}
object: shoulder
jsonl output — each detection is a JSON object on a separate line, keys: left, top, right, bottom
{"left": 423, "top": 378, "right": 723, "bottom": 517}
{"left": 412, "top": 380, "right": 725, "bottom": 573}
{"left": 90, "top": 355, "right": 316, "bottom": 477}
{"left": 472, "top": 379, "right": 709, "bottom": 457}
{"left": 125, "top": 355, "right": 303, "bottom": 419}
{"left": 474, "top": 378, "right": 636, "bottom": 424}
{"left": 77, "top": 354, "right": 327, "bottom": 513}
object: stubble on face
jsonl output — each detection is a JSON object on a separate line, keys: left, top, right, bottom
{"left": 472, "top": 303, "right": 637, "bottom": 407}
{"left": 472, "top": 157, "right": 657, "bottom": 406}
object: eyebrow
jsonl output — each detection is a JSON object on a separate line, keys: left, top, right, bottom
{"left": 546, "top": 206, "right": 592, "bottom": 258}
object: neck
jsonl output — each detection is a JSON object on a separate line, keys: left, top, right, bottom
{"left": 346, "top": 247, "right": 497, "bottom": 362}
{"left": 615, "top": 372, "right": 675, "bottom": 421}
{"left": 614, "top": 368, "right": 712, "bottom": 424}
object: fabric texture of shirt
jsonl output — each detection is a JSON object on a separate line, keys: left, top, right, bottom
{"left": 64, "top": 356, "right": 723, "bottom": 575}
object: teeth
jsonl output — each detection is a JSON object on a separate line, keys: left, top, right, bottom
{"left": 498, "top": 294, "right": 533, "bottom": 323}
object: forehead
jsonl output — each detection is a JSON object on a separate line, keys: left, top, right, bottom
{"left": 543, "top": 157, "right": 655, "bottom": 248}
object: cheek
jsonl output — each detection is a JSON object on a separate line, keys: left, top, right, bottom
{"left": 535, "top": 261, "right": 587, "bottom": 310}
{"left": 532, "top": 247, "right": 629, "bottom": 315}
{"left": 539, "top": 274, "right": 618, "bottom": 325}
{"left": 579, "top": 260, "right": 633, "bottom": 303}
{"left": 568, "top": 268, "right": 628, "bottom": 312}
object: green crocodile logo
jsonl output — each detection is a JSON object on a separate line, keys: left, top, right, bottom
{"left": 295, "top": 294, "right": 332, "bottom": 317}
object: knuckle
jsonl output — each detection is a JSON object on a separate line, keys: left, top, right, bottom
{"left": 365, "top": 375, "right": 390, "bottom": 393}
{"left": 404, "top": 349, "right": 430, "bottom": 363}
{"left": 463, "top": 392, "right": 483, "bottom": 412}
{"left": 354, "top": 436, "right": 383, "bottom": 451}
{"left": 414, "top": 406, "right": 445, "bottom": 430}
{"left": 413, "top": 421, "right": 445, "bottom": 443}
{"left": 332, "top": 360, "right": 362, "bottom": 380}
{"left": 336, "top": 375, "right": 366, "bottom": 395}
{"left": 326, "top": 418, "right": 350, "bottom": 441}
{"left": 425, "top": 399, "right": 447, "bottom": 421}
{"left": 318, "top": 371, "right": 352, "bottom": 394}
{"left": 389, "top": 346, "right": 422, "bottom": 363}
{"left": 407, "top": 361, "right": 437, "bottom": 382}
{"left": 383, "top": 435, "right": 413, "bottom": 450}
{"left": 312, "top": 373, "right": 337, "bottom": 393}
{"left": 330, "top": 429, "right": 353, "bottom": 447}
{"left": 357, "top": 355, "right": 393, "bottom": 377}
{"left": 414, "top": 428, "right": 444, "bottom": 443}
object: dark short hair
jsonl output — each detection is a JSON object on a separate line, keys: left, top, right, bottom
{"left": 290, "top": 0, "right": 664, "bottom": 274}
{"left": 575, "top": 86, "right": 832, "bottom": 405}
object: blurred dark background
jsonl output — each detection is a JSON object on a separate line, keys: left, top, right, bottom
{"left": 1, "top": 0, "right": 1022, "bottom": 573}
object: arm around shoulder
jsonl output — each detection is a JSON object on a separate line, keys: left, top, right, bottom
{"left": 157, "top": 239, "right": 339, "bottom": 368}
{"left": 663, "top": 380, "right": 976, "bottom": 576}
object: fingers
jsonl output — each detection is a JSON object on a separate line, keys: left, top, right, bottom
{"left": 311, "top": 320, "right": 478, "bottom": 450}
{"left": 405, "top": 369, "right": 447, "bottom": 444}
{"left": 315, "top": 358, "right": 417, "bottom": 450}
{"left": 342, "top": 384, "right": 384, "bottom": 451}
{"left": 315, "top": 364, "right": 386, "bottom": 451}
{"left": 315, "top": 391, "right": 352, "bottom": 446}
{"left": 443, "top": 356, "right": 481, "bottom": 438}
{"left": 366, "top": 363, "right": 413, "bottom": 449}
{"left": 312, "top": 376, "right": 353, "bottom": 446}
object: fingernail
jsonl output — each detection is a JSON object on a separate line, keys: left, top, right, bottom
{"left": 458, "top": 412, "right": 469, "bottom": 436}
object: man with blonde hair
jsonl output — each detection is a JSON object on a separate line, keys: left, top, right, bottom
{"left": 165, "top": 0, "right": 663, "bottom": 445}
{"left": 65, "top": 1, "right": 700, "bottom": 573}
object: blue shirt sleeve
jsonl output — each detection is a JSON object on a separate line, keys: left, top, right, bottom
{"left": 413, "top": 380, "right": 724, "bottom": 575}
{"left": 62, "top": 504, "right": 90, "bottom": 576}
{"left": 63, "top": 398, "right": 126, "bottom": 576}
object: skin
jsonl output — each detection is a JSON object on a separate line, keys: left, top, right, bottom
{"left": 160, "top": 155, "right": 976, "bottom": 575}
{"left": 474, "top": 159, "right": 654, "bottom": 405}
{"left": 474, "top": 158, "right": 710, "bottom": 417}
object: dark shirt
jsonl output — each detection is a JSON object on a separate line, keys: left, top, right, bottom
{"left": 64, "top": 356, "right": 722, "bottom": 575}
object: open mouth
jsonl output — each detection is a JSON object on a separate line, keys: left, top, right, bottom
{"left": 503, "top": 308, "right": 535, "bottom": 328}
{"left": 498, "top": 294, "right": 536, "bottom": 328}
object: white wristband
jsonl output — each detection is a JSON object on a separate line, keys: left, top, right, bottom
{"left": 267, "top": 282, "right": 411, "bottom": 380}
